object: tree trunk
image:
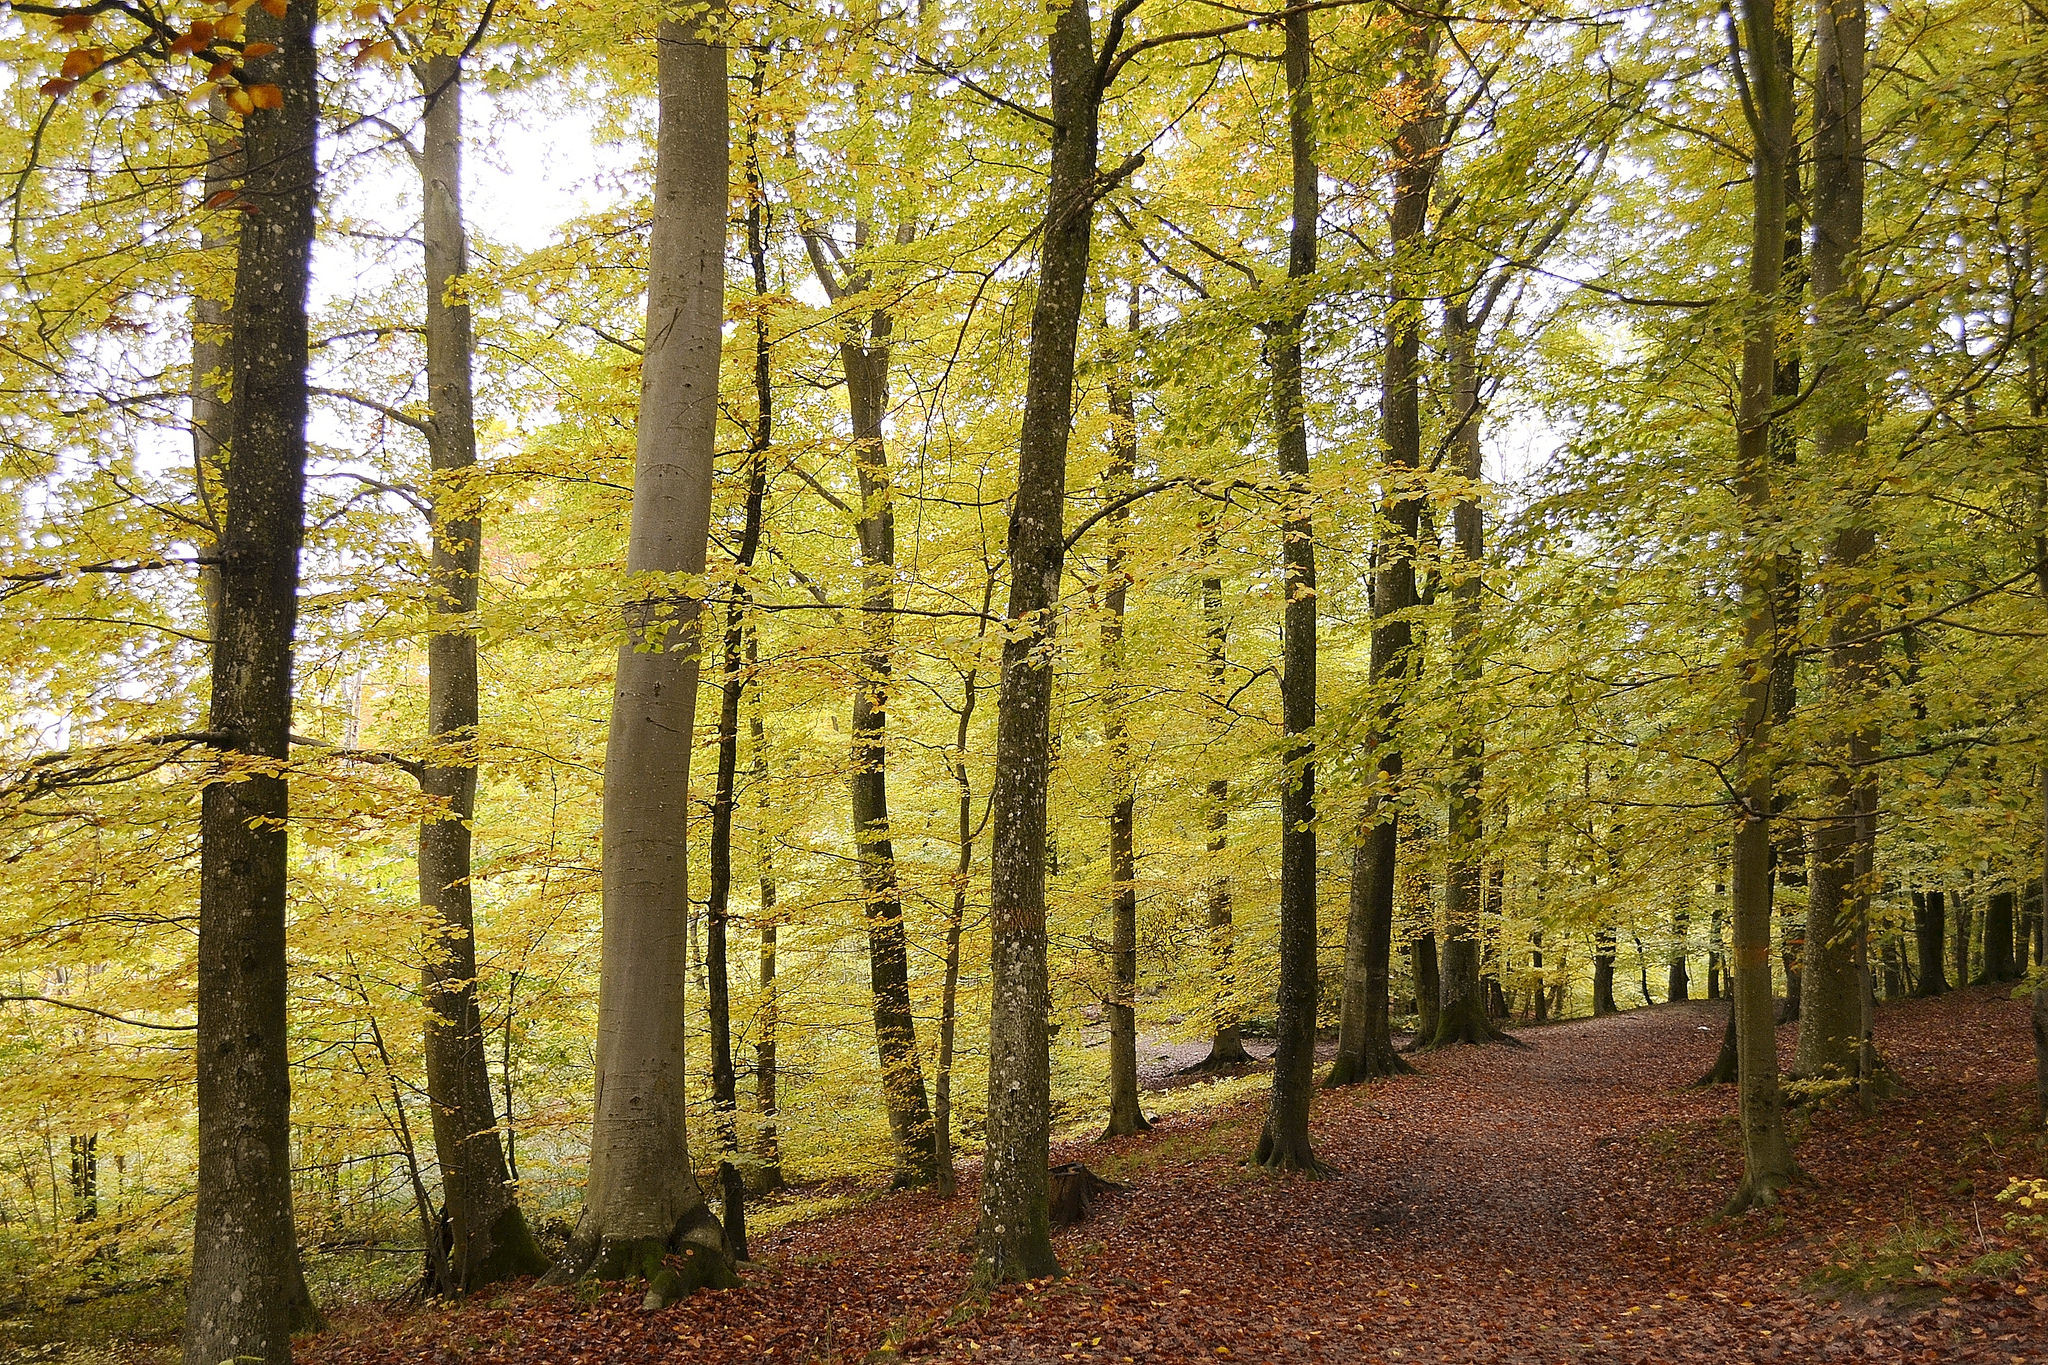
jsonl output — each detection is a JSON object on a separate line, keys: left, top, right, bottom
{"left": 934, "top": 578, "right": 993, "bottom": 1197}
{"left": 1412, "top": 926, "right": 1440, "bottom": 1043}
{"left": 1725, "top": 0, "right": 1799, "bottom": 1214}
{"left": 411, "top": 47, "right": 548, "bottom": 1296}
{"left": 1708, "top": 894, "right": 1726, "bottom": 1000}
{"left": 564, "top": 12, "right": 736, "bottom": 1304}
{"left": 1954, "top": 882, "right": 1974, "bottom": 987}
{"left": 1530, "top": 928, "right": 1548, "bottom": 1023}
{"left": 1981, "top": 890, "right": 2019, "bottom": 983}
{"left": 1422, "top": 304, "right": 1514, "bottom": 1051}
{"left": 1669, "top": 903, "right": 1692, "bottom": 1002}
{"left": 183, "top": 6, "right": 319, "bottom": 1362}
{"left": 749, "top": 668, "right": 784, "bottom": 1191}
{"left": 1256, "top": 5, "right": 1324, "bottom": 1175}
{"left": 975, "top": 0, "right": 1112, "bottom": 1285}
{"left": 1795, "top": 0, "right": 1880, "bottom": 1087}
{"left": 1913, "top": 891, "right": 1949, "bottom": 995}
{"left": 1100, "top": 291, "right": 1150, "bottom": 1141}
{"left": 1193, "top": 512, "right": 1250, "bottom": 1070}
{"left": 1592, "top": 926, "right": 1618, "bottom": 1016}
{"left": 1329, "top": 15, "right": 1440, "bottom": 1089}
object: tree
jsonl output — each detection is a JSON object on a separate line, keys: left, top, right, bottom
{"left": 1256, "top": 1, "right": 1325, "bottom": 1174}
{"left": 412, "top": 33, "right": 549, "bottom": 1294}
{"left": 562, "top": 6, "right": 738, "bottom": 1303}
{"left": 182, "top": 2, "right": 322, "bottom": 1360}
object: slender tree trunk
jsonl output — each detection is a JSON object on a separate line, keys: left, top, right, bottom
{"left": 749, "top": 668, "right": 784, "bottom": 1190}
{"left": 1708, "top": 893, "right": 1726, "bottom": 1000}
{"left": 1193, "top": 513, "right": 1250, "bottom": 1069}
{"left": 1412, "top": 922, "right": 1440, "bottom": 1043}
{"left": 976, "top": 0, "right": 1115, "bottom": 1284}
{"left": 183, "top": 5, "right": 319, "bottom": 1361}
{"left": 565, "top": 11, "right": 736, "bottom": 1303}
{"left": 411, "top": 47, "right": 548, "bottom": 1295}
{"left": 1955, "top": 882, "right": 1974, "bottom": 986}
{"left": 934, "top": 579, "right": 992, "bottom": 1197}
{"left": 1423, "top": 304, "right": 1513, "bottom": 1050}
{"left": 1725, "top": 0, "right": 1799, "bottom": 1213}
{"left": 1257, "top": 5, "right": 1324, "bottom": 1174}
{"left": 1770, "top": 38, "right": 1808, "bottom": 1027}
{"left": 1100, "top": 289, "right": 1150, "bottom": 1140}
{"left": 1796, "top": 0, "right": 1881, "bottom": 1087}
{"left": 1669, "top": 903, "right": 1693, "bottom": 1002}
{"left": 1329, "top": 15, "right": 1439, "bottom": 1088}
{"left": 1530, "top": 928, "right": 1549, "bottom": 1023}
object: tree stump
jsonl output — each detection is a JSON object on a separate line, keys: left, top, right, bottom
{"left": 1048, "top": 1163, "right": 1127, "bottom": 1228}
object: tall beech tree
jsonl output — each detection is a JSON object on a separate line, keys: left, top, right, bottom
{"left": 1793, "top": 0, "right": 1879, "bottom": 1088}
{"left": 1256, "top": 1, "right": 1324, "bottom": 1173}
{"left": 412, "top": 38, "right": 549, "bottom": 1294}
{"left": 1724, "top": 0, "right": 1799, "bottom": 1213}
{"left": 562, "top": 6, "right": 737, "bottom": 1302}
{"left": 1330, "top": 14, "right": 1440, "bottom": 1088}
{"left": 182, "top": 2, "right": 321, "bottom": 1361}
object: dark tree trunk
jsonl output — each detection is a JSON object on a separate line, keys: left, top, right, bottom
{"left": 976, "top": 0, "right": 1120, "bottom": 1284}
{"left": 1330, "top": 16, "right": 1439, "bottom": 1088}
{"left": 749, "top": 673, "right": 784, "bottom": 1192}
{"left": 1913, "top": 891, "right": 1949, "bottom": 996}
{"left": 184, "top": 5, "right": 319, "bottom": 1362}
{"left": 1955, "top": 884, "right": 1974, "bottom": 987}
{"left": 1592, "top": 927, "right": 1618, "bottom": 1016}
{"left": 1412, "top": 927, "right": 1440, "bottom": 1044}
{"left": 412, "top": 47, "right": 548, "bottom": 1296}
{"left": 1669, "top": 904, "right": 1692, "bottom": 1002}
{"left": 1193, "top": 512, "right": 1250, "bottom": 1069}
{"left": 1256, "top": 4, "right": 1324, "bottom": 1175}
{"left": 1422, "top": 306, "right": 1512, "bottom": 1051}
{"left": 934, "top": 579, "right": 992, "bottom": 1197}
{"left": 1695, "top": 1004, "right": 1741, "bottom": 1087}
{"left": 1530, "top": 929, "right": 1548, "bottom": 1024}
{"left": 1725, "top": 0, "right": 1799, "bottom": 1213}
{"left": 1981, "top": 890, "right": 2019, "bottom": 983}
{"left": 1100, "top": 290, "right": 1149, "bottom": 1140}
{"left": 1708, "top": 896, "right": 1725, "bottom": 1000}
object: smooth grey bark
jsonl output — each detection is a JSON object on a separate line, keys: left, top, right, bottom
{"left": 1100, "top": 291, "right": 1150, "bottom": 1140}
{"left": 183, "top": 5, "right": 319, "bottom": 1362}
{"left": 1725, "top": 0, "right": 1799, "bottom": 1213}
{"left": 1795, "top": 0, "right": 1881, "bottom": 1088}
{"left": 977, "top": 0, "right": 1130, "bottom": 1284}
{"left": 564, "top": 12, "right": 736, "bottom": 1304}
{"left": 412, "top": 47, "right": 548, "bottom": 1295}
{"left": 1329, "top": 15, "right": 1439, "bottom": 1089}
{"left": 1257, "top": 4, "right": 1324, "bottom": 1175}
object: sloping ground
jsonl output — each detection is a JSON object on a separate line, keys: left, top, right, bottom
{"left": 305, "top": 987, "right": 2047, "bottom": 1364}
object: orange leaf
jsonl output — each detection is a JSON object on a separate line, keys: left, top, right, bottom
{"left": 205, "top": 187, "right": 242, "bottom": 209}
{"left": 260, "top": 0, "right": 288, "bottom": 16}
{"left": 59, "top": 46, "right": 105, "bottom": 79}
{"left": 40, "top": 77, "right": 77, "bottom": 97}
{"left": 350, "top": 2, "right": 381, "bottom": 20}
{"left": 243, "top": 41, "right": 277, "bottom": 57}
{"left": 54, "top": 14, "right": 95, "bottom": 33}
{"left": 215, "top": 13, "right": 244, "bottom": 38}
{"left": 225, "top": 87, "right": 254, "bottom": 115}
{"left": 247, "top": 83, "right": 282, "bottom": 110}
{"left": 352, "top": 37, "right": 397, "bottom": 66}
{"left": 208, "top": 60, "right": 235, "bottom": 79}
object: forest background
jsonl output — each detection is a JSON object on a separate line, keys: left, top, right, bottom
{"left": 1, "top": 0, "right": 2045, "bottom": 1341}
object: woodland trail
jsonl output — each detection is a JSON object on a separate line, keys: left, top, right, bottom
{"left": 308, "top": 990, "right": 2048, "bottom": 1365}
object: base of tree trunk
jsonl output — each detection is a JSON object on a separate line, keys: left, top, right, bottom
{"left": 547, "top": 1207, "right": 738, "bottom": 1309}
{"left": 461, "top": 1202, "right": 552, "bottom": 1292}
{"left": 1101, "top": 1106, "right": 1153, "bottom": 1140}
{"left": 1414, "top": 998, "right": 1529, "bottom": 1051}
{"left": 1180, "top": 1029, "right": 1254, "bottom": 1073}
{"left": 1323, "top": 1037, "right": 1414, "bottom": 1087}
{"left": 972, "top": 1222, "right": 1060, "bottom": 1287}
{"left": 1722, "top": 1166, "right": 1795, "bottom": 1216}
{"left": 1252, "top": 1120, "right": 1331, "bottom": 1177}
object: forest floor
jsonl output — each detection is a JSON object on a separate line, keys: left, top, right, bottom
{"left": 38, "top": 985, "right": 2048, "bottom": 1364}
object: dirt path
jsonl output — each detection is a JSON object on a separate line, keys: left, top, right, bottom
{"left": 309, "top": 990, "right": 2048, "bottom": 1364}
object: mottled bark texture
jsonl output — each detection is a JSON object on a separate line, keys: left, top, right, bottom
{"left": 1100, "top": 295, "right": 1150, "bottom": 1140}
{"left": 977, "top": 0, "right": 1118, "bottom": 1285}
{"left": 184, "top": 4, "right": 319, "bottom": 1362}
{"left": 749, "top": 679, "right": 785, "bottom": 1191}
{"left": 1330, "top": 16, "right": 1439, "bottom": 1089}
{"left": 1795, "top": 0, "right": 1881, "bottom": 1088}
{"left": 1725, "top": 0, "right": 1799, "bottom": 1214}
{"left": 935, "top": 581, "right": 991, "bottom": 1197}
{"left": 563, "top": 13, "right": 736, "bottom": 1305}
{"left": 1257, "top": 5, "right": 1325, "bottom": 1175}
{"left": 1192, "top": 514, "right": 1250, "bottom": 1070}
